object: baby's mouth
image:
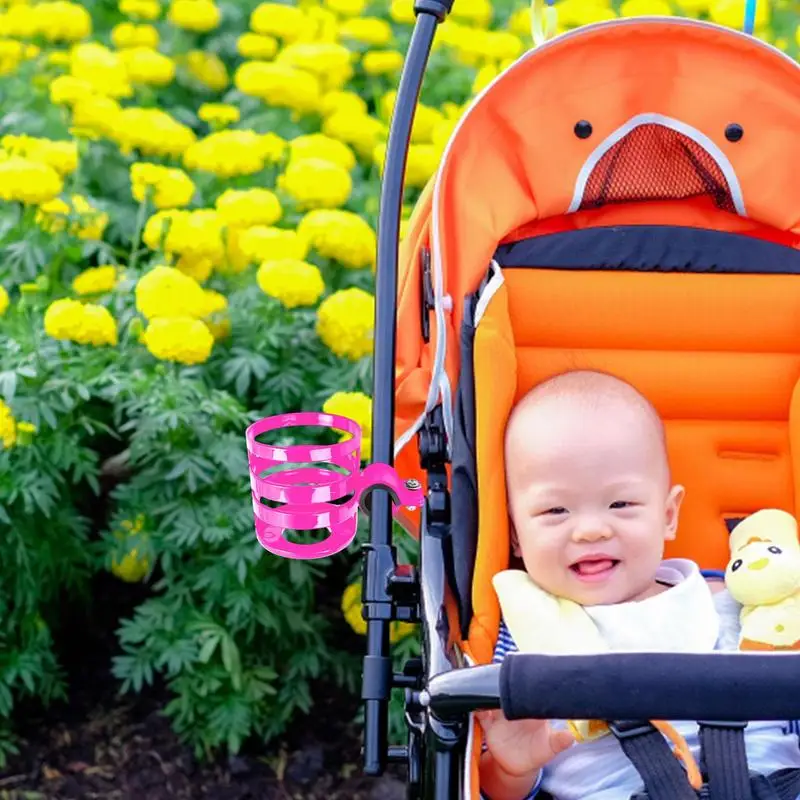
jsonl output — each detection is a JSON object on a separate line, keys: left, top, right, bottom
{"left": 570, "top": 558, "right": 620, "bottom": 577}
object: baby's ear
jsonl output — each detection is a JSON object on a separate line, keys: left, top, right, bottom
{"left": 664, "top": 484, "right": 685, "bottom": 541}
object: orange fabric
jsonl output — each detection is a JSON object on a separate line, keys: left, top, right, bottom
{"left": 389, "top": 21, "right": 800, "bottom": 799}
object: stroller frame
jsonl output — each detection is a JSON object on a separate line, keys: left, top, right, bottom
{"left": 359, "top": 4, "right": 800, "bottom": 799}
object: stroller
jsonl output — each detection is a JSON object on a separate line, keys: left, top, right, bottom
{"left": 358, "top": 4, "right": 800, "bottom": 800}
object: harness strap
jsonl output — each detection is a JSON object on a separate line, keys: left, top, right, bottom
{"left": 609, "top": 721, "right": 699, "bottom": 800}
{"left": 752, "top": 768, "right": 800, "bottom": 800}
{"left": 698, "top": 722, "right": 751, "bottom": 800}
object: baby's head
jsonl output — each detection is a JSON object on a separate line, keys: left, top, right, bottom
{"left": 505, "top": 370, "right": 684, "bottom": 606}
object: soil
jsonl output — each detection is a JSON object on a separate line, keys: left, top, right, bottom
{"left": 0, "top": 563, "right": 408, "bottom": 800}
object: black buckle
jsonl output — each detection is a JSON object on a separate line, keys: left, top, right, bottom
{"left": 420, "top": 247, "right": 434, "bottom": 343}
{"left": 608, "top": 720, "right": 657, "bottom": 739}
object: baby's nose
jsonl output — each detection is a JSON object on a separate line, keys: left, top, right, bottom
{"left": 572, "top": 518, "right": 612, "bottom": 540}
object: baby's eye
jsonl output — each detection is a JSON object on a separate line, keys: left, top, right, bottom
{"left": 610, "top": 501, "right": 634, "bottom": 509}
{"left": 542, "top": 506, "right": 568, "bottom": 516}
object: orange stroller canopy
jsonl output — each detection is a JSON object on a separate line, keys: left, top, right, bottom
{"left": 393, "top": 16, "right": 800, "bottom": 659}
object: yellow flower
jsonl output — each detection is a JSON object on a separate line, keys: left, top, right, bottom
{"left": 131, "top": 162, "right": 195, "bottom": 208}
{"left": 322, "top": 111, "right": 385, "bottom": 159}
{"left": 234, "top": 61, "right": 320, "bottom": 114}
{"left": 339, "top": 17, "right": 393, "bottom": 46}
{"left": 72, "top": 265, "right": 118, "bottom": 295}
{"left": 44, "top": 298, "right": 118, "bottom": 346}
{"left": 362, "top": 50, "right": 403, "bottom": 76}
{"left": 450, "top": 0, "right": 492, "bottom": 26}
{"left": 111, "top": 21, "right": 159, "bottom": 48}
{"left": 168, "top": 0, "right": 220, "bottom": 32}
{"left": 184, "top": 49, "right": 228, "bottom": 90}
{"left": 279, "top": 158, "right": 352, "bottom": 210}
{"left": 275, "top": 42, "right": 353, "bottom": 92}
{"left": 16, "top": 421, "right": 36, "bottom": 446}
{"left": 250, "top": 2, "right": 305, "bottom": 40}
{"left": 374, "top": 142, "right": 438, "bottom": 189}
{"left": 36, "top": 194, "right": 109, "bottom": 240}
{"left": 316, "top": 287, "right": 374, "bottom": 360}
{"left": 0, "top": 285, "right": 8, "bottom": 316}
{"left": 256, "top": 259, "right": 325, "bottom": 308}
{"left": 620, "top": 0, "right": 673, "bottom": 15}
{"left": 324, "top": 0, "right": 366, "bottom": 16}
{"left": 215, "top": 188, "right": 282, "bottom": 228}
{"left": 389, "top": 0, "right": 415, "bottom": 24}
{"left": 184, "top": 129, "right": 278, "bottom": 177}
{"left": 319, "top": 90, "right": 367, "bottom": 119}
{"left": 69, "top": 42, "right": 132, "bottom": 99}
{"left": 176, "top": 253, "right": 213, "bottom": 282}
{"left": 1, "top": 1, "right": 92, "bottom": 42}
{"left": 143, "top": 209, "right": 225, "bottom": 262}
{"left": 323, "top": 390, "right": 372, "bottom": 453}
{"left": 238, "top": 226, "right": 308, "bottom": 263}
{"left": 198, "top": 102, "right": 240, "bottom": 126}
{"left": 0, "top": 400, "right": 16, "bottom": 449}
{"left": 1, "top": 134, "right": 78, "bottom": 176}
{"left": 236, "top": 32, "right": 278, "bottom": 59}
{"left": 0, "top": 156, "right": 62, "bottom": 204}
{"left": 708, "top": 0, "right": 769, "bottom": 29}
{"left": 50, "top": 75, "right": 97, "bottom": 107}
{"left": 341, "top": 581, "right": 413, "bottom": 641}
{"left": 119, "top": 0, "right": 161, "bottom": 19}
{"left": 141, "top": 316, "right": 214, "bottom": 364}
{"left": 135, "top": 264, "right": 208, "bottom": 320}
{"left": 288, "top": 133, "right": 355, "bottom": 171}
{"left": 111, "top": 107, "right": 196, "bottom": 157}
{"left": 298, "top": 209, "right": 375, "bottom": 269}
{"left": 547, "top": 0, "right": 616, "bottom": 27}
{"left": 69, "top": 95, "right": 122, "bottom": 140}
{"left": 119, "top": 46, "right": 175, "bottom": 86}
{"left": 110, "top": 515, "right": 150, "bottom": 582}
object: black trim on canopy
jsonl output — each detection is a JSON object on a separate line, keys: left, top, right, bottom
{"left": 493, "top": 226, "right": 800, "bottom": 273}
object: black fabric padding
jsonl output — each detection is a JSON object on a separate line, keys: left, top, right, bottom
{"left": 499, "top": 653, "right": 800, "bottom": 721}
{"left": 493, "top": 226, "right": 800, "bottom": 273}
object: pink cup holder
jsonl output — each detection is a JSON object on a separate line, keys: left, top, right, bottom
{"left": 245, "top": 411, "right": 424, "bottom": 560}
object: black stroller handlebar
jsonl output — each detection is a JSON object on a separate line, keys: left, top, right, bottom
{"left": 424, "top": 652, "right": 800, "bottom": 722}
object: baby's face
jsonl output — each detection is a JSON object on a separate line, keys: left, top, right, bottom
{"left": 506, "top": 397, "right": 683, "bottom": 606}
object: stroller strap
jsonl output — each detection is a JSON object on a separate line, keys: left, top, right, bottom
{"left": 618, "top": 720, "right": 800, "bottom": 800}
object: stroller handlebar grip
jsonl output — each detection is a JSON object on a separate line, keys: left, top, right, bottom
{"left": 424, "top": 652, "right": 800, "bottom": 722}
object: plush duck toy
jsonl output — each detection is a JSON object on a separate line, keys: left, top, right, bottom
{"left": 724, "top": 509, "right": 800, "bottom": 651}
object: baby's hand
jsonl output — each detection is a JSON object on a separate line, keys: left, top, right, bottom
{"left": 478, "top": 709, "right": 575, "bottom": 784}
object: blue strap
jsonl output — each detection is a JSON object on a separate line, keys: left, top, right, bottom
{"left": 744, "top": 0, "right": 757, "bottom": 34}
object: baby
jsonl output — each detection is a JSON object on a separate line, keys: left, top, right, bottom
{"left": 478, "top": 370, "right": 800, "bottom": 800}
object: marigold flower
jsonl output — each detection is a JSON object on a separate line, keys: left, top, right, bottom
{"left": 36, "top": 194, "right": 109, "bottom": 240}
{"left": 141, "top": 316, "right": 214, "bottom": 365}
{"left": 215, "top": 188, "right": 282, "bottom": 228}
{"left": 238, "top": 226, "right": 308, "bottom": 264}
{"left": 119, "top": 46, "right": 175, "bottom": 86}
{"left": 72, "top": 265, "right": 118, "bottom": 295}
{"left": 0, "top": 285, "right": 8, "bottom": 316}
{"left": 111, "top": 107, "right": 196, "bottom": 158}
{"left": 119, "top": 0, "right": 161, "bottom": 19}
{"left": 134, "top": 264, "right": 208, "bottom": 320}
{"left": 111, "top": 21, "right": 159, "bottom": 48}
{"left": 339, "top": 17, "right": 392, "bottom": 46}
{"left": 44, "top": 297, "right": 118, "bottom": 346}
{"left": 249, "top": 2, "right": 305, "bottom": 40}
{"left": 1, "top": 134, "right": 78, "bottom": 176}
{"left": 236, "top": 32, "right": 277, "bottom": 60}
{"left": 184, "top": 49, "right": 228, "bottom": 90}
{"left": 0, "top": 156, "right": 63, "bottom": 204}
{"left": 168, "top": 0, "right": 220, "bottom": 32}
{"left": 183, "top": 129, "right": 277, "bottom": 178}
{"left": 288, "top": 134, "right": 355, "bottom": 171}
{"left": 131, "top": 162, "right": 195, "bottom": 209}
{"left": 234, "top": 61, "right": 320, "bottom": 114}
{"left": 143, "top": 209, "right": 225, "bottom": 262}
{"left": 198, "top": 102, "right": 240, "bottom": 126}
{"left": 279, "top": 158, "right": 352, "bottom": 210}
{"left": 323, "top": 391, "right": 372, "bottom": 453}
{"left": 256, "top": 259, "right": 324, "bottom": 309}
{"left": 316, "top": 287, "right": 374, "bottom": 360}
{"left": 362, "top": 50, "right": 403, "bottom": 76}
{"left": 298, "top": 209, "right": 375, "bottom": 269}
{"left": 0, "top": 400, "right": 16, "bottom": 449}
